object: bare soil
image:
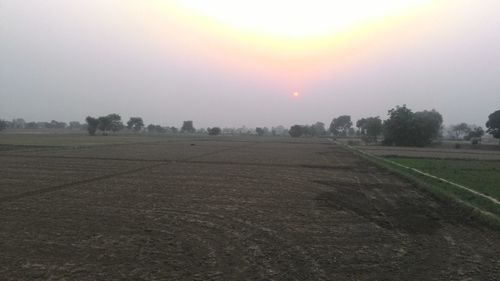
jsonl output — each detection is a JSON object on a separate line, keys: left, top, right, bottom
{"left": 0, "top": 137, "right": 499, "bottom": 280}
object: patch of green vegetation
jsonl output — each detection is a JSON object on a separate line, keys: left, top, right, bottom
{"left": 386, "top": 157, "right": 500, "bottom": 201}
{"left": 343, "top": 145, "right": 500, "bottom": 229}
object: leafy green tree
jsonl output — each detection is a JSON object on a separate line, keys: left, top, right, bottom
{"left": 486, "top": 110, "right": 500, "bottom": 139}
{"left": 181, "top": 121, "right": 195, "bottom": 133}
{"left": 207, "top": 127, "right": 222, "bottom": 136}
{"left": 127, "top": 117, "right": 144, "bottom": 131}
{"left": 289, "top": 125, "right": 304, "bottom": 137}
{"left": 85, "top": 116, "right": 99, "bottom": 136}
{"left": 383, "top": 105, "right": 443, "bottom": 147}
{"left": 329, "top": 115, "right": 352, "bottom": 136}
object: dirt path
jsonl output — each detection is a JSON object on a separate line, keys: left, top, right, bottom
{"left": 0, "top": 140, "right": 499, "bottom": 280}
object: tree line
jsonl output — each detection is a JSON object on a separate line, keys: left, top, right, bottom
{"left": 288, "top": 106, "right": 500, "bottom": 147}
{"left": 1, "top": 107, "right": 499, "bottom": 147}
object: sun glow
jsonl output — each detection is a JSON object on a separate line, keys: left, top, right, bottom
{"left": 166, "top": 0, "right": 434, "bottom": 40}
{"left": 293, "top": 91, "right": 300, "bottom": 97}
{"left": 148, "top": 0, "right": 441, "bottom": 89}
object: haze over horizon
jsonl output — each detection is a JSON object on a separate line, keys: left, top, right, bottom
{"left": 1, "top": 0, "right": 499, "bottom": 128}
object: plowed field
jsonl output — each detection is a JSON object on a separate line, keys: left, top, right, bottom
{"left": 0, "top": 137, "right": 499, "bottom": 280}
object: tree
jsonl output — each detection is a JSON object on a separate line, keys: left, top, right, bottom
{"left": 412, "top": 110, "right": 443, "bottom": 146}
{"left": 330, "top": 115, "right": 352, "bottom": 136}
{"left": 256, "top": 127, "right": 265, "bottom": 136}
{"left": 181, "top": 121, "right": 195, "bottom": 133}
{"left": 289, "top": 125, "right": 304, "bottom": 137}
{"left": 11, "top": 118, "right": 26, "bottom": 129}
{"left": 69, "top": 121, "right": 83, "bottom": 130}
{"left": 451, "top": 123, "right": 471, "bottom": 139}
{"left": 97, "top": 116, "right": 112, "bottom": 135}
{"left": 383, "top": 105, "right": 443, "bottom": 147}
{"left": 48, "top": 120, "right": 67, "bottom": 129}
{"left": 207, "top": 127, "right": 222, "bottom": 136}
{"left": 358, "top": 117, "right": 383, "bottom": 143}
{"left": 465, "top": 126, "right": 484, "bottom": 145}
{"left": 147, "top": 124, "right": 166, "bottom": 133}
{"left": 107, "top": 114, "right": 123, "bottom": 133}
{"left": 311, "top": 122, "right": 327, "bottom": 136}
{"left": 25, "top": 122, "right": 39, "bottom": 129}
{"left": 0, "top": 119, "right": 7, "bottom": 131}
{"left": 486, "top": 110, "right": 500, "bottom": 139}
{"left": 127, "top": 117, "right": 144, "bottom": 131}
{"left": 85, "top": 116, "right": 99, "bottom": 136}
{"left": 272, "top": 125, "right": 286, "bottom": 136}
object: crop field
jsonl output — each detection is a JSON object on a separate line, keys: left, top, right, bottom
{"left": 1, "top": 134, "right": 500, "bottom": 280}
{"left": 386, "top": 157, "right": 500, "bottom": 201}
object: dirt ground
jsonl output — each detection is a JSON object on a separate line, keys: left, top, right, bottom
{"left": 0, "top": 136, "right": 499, "bottom": 280}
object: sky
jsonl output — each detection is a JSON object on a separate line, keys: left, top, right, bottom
{"left": 1, "top": 0, "right": 500, "bottom": 128}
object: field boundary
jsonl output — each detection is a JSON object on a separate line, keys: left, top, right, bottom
{"left": 338, "top": 142, "right": 500, "bottom": 228}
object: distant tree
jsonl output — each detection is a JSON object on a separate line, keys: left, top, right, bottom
{"left": 25, "top": 122, "right": 39, "bottom": 129}
{"left": 36, "top": 122, "right": 49, "bottom": 129}
{"left": 271, "top": 125, "right": 286, "bottom": 136}
{"left": 0, "top": 119, "right": 7, "bottom": 131}
{"left": 358, "top": 117, "right": 383, "bottom": 143}
{"left": 289, "top": 125, "right": 304, "bottom": 137}
{"left": 68, "top": 121, "right": 83, "bottom": 130}
{"left": 330, "top": 115, "right": 352, "bottom": 136}
{"left": 169, "top": 126, "right": 179, "bottom": 134}
{"left": 97, "top": 116, "right": 112, "bottom": 135}
{"left": 451, "top": 123, "right": 471, "bottom": 139}
{"left": 256, "top": 127, "right": 265, "bottom": 136}
{"left": 127, "top": 117, "right": 145, "bottom": 131}
{"left": 311, "top": 122, "right": 327, "bottom": 136}
{"left": 107, "top": 114, "right": 123, "bottom": 133}
{"left": 11, "top": 118, "right": 26, "bottom": 129}
{"left": 85, "top": 116, "right": 99, "bottom": 136}
{"left": 48, "top": 120, "right": 67, "bottom": 129}
{"left": 147, "top": 124, "right": 166, "bottom": 133}
{"left": 356, "top": 118, "right": 368, "bottom": 134}
{"left": 383, "top": 105, "right": 443, "bottom": 147}
{"left": 207, "top": 127, "right": 222, "bottom": 136}
{"left": 181, "top": 121, "right": 195, "bottom": 133}
{"left": 486, "top": 110, "right": 500, "bottom": 140}
{"left": 197, "top": 128, "right": 207, "bottom": 134}
{"left": 465, "top": 126, "right": 484, "bottom": 145}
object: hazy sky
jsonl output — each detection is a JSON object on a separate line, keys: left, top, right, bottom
{"left": 1, "top": 0, "right": 499, "bottom": 128}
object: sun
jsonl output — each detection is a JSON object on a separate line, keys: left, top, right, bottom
{"left": 293, "top": 91, "right": 300, "bottom": 97}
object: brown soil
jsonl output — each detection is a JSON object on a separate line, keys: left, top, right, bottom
{"left": 0, "top": 138, "right": 499, "bottom": 280}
